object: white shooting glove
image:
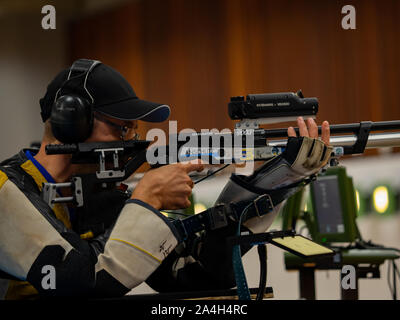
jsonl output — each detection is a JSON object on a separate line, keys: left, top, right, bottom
{"left": 215, "top": 136, "right": 333, "bottom": 233}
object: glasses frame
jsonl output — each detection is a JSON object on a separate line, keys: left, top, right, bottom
{"left": 94, "top": 112, "right": 139, "bottom": 141}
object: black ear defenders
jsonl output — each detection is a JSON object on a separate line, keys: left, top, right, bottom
{"left": 50, "top": 59, "right": 101, "bottom": 143}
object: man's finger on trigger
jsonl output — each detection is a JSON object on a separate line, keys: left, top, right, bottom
{"left": 321, "top": 121, "right": 330, "bottom": 145}
{"left": 181, "top": 162, "right": 205, "bottom": 173}
{"left": 298, "top": 117, "right": 309, "bottom": 137}
{"left": 181, "top": 158, "right": 204, "bottom": 164}
{"left": 181, "top": 159, "right": 207, "bottom": 171}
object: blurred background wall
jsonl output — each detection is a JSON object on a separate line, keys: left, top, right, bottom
{"left": 68, "top": 0, "right": 400, "bottom": 135}
{"left": 0, "top": 0, "right": 399, "bottom": 299}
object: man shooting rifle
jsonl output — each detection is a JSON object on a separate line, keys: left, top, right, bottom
{"left": 0, "top": 59, "right": 331, "bottom": 299}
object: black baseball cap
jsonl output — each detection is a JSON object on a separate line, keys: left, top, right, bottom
{"left": 40, "top": 60, "right": 170, "bottom": 123}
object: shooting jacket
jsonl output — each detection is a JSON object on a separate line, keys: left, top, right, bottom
{"left": 0, "top": 150, "right": 240, "bottom": 299}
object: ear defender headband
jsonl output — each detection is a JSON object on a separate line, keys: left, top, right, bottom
{"left": 50, "top": 59, "right": 101, "bottom": 143}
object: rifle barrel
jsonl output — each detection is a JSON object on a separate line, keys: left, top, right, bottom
{"left": 268, "top": 132, "right": 400, "bottom": 148}
{"left": 259, "top": 120, "right": 400, "bottom": 138}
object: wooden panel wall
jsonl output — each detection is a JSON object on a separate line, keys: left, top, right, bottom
{"left": 69, "top": 0, "right": 400, "bottom": 141}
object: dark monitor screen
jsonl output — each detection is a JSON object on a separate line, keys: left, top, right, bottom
{"left": 312, "top": 175, "right": 345, "bottom": 234}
